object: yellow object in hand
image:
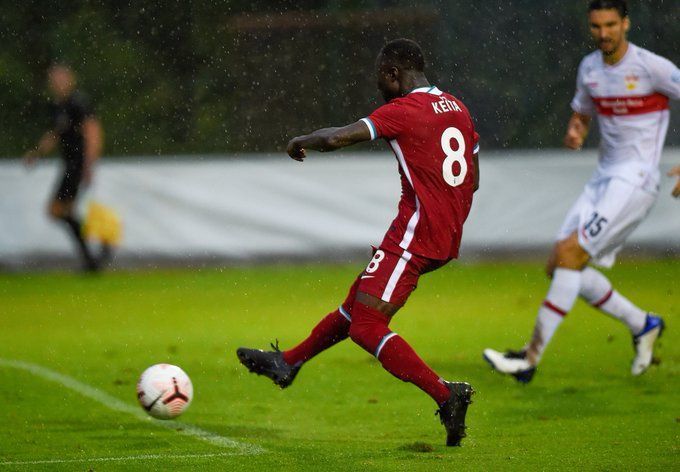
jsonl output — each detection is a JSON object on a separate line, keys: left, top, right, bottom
{"left": 83, "top": 201, "right": 123, "bottom": 246}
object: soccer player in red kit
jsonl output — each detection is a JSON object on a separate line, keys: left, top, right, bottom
{"left": 237, "top": 39, "right": 480, "bottom": 446}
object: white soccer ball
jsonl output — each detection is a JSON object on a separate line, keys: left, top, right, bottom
{"left": 137, "top": 364, "right": 193, "bottom": 420}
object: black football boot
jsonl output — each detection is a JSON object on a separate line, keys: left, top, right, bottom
{"left": 435, "top": 381, "right": 475, "bottom": 446}
{"left": 236, "top": 341, "right": 301, "bottom": 389}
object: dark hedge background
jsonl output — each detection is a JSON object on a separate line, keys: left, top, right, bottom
{"left": 1, "top": 0, "right": 678, "bottom": 156}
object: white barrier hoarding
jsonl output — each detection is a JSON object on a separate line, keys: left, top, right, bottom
{"left": 1, "top": 149, "right": 678, "bottom": 266}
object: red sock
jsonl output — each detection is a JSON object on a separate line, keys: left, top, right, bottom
{"left": 350, "top": 302, "right": 450, "bottom": 405}
{"left": 282, "top": 309, "right": 350, "bottom": 365}
{"left": 282, "top": 276, "right": 362, "bottom": 366}
{"left": 377, "top": 335, "right": 450, "bottom": 405}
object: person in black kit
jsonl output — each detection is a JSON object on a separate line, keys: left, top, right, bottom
{"left": 24, "top": 64, "right": 107, "bottom": 271}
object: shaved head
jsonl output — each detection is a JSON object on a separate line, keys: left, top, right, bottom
{"left": 378, "top": 38, "right": 425, "bottom": 72}
{"left": 375, "top": 39, "right": 429, "bottom": 103}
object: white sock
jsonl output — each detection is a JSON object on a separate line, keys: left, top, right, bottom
{"left": 579, "top": 267, "right": 647, "bottom": 335}
{"left": 526, "top": 268, "right": 581, "bottom": 365}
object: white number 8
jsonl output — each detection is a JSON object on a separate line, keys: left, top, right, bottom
{"left": 441, "top": 127, "right": 467, "bottom": 187}
{"left": 365, "top": 250, "right": 385, "bottom": 273}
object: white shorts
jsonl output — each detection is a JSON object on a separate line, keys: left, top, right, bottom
{"left": 556, "top": 177, "right": 657, "bottom": 268}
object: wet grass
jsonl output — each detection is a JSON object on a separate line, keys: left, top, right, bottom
{"left": 0, "top": 260, "right": 677, "bottom": 470}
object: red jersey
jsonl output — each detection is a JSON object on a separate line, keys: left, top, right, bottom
{"left": 362, "top": 86, "right": 479, "bottom": 260}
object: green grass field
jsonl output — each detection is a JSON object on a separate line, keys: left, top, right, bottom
{"left": 1, "top": 260, "right": 678, "bottom": 470}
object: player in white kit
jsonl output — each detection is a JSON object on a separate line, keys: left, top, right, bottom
{"left": 484, "top": 0, "right": 680, "bottom": 382}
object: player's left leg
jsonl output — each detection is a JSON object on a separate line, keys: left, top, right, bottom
{"left": 348, "top": 292, "right": 473, "bottom": 446}
{"left": 51, "top": 167, "right": 99, "bottom": 271}
{"left": 349, "top": 292, "right": 451, "bottom": 404}
{"left": 580, "top": 266, "right": 647, "bottom": 334}
{"left": 579, "top": 266, "right": 664, "bottom": 375}
{"left": 48, "top": 199, "right": 99, "bottom": 272}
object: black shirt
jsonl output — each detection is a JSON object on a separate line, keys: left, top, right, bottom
{"left": 50, "top": 91, "right": 94, "bottom": 165}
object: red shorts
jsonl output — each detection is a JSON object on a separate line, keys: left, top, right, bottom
{"left": 341, "top": 240, "right": 450, "bottom": 312}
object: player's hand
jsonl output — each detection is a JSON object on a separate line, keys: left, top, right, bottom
{"left": 287, "top": 137, "right": 307, "bottom": 162}
{"left": 668, "top": 165, "right": 680, "bottom": 198}
{"left": 563, "top": 127, "right": 584, "bottom": 150}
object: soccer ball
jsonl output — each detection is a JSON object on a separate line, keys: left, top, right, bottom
{"left": 136, "top": 364, "right": 193, "bottom": 420}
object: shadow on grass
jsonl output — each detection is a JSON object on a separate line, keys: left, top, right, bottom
{"left": 398, "top": 442, "right": 434, "bottom": 453}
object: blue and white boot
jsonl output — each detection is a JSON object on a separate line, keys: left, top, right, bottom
{"left": 631, "top": 313, "right": 665, "bottom": 376}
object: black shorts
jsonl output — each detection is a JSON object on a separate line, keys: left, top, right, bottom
{"left": 54, "top": 162, "right": 84, "bottom": 202}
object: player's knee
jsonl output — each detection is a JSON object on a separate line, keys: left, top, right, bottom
{"left": 347, "top": 322, "right": 365, "bottom": 345}
{"left": 554, "top": 236, "right": 589, "bottom": 270}
{"left": 348, "top": 316, "right": 381, "bottom": 348}
{"left": 48, "top": 200, "right": 72, "bottom": 220}
{"left": 545, "top": 253, "right": 557, "bottom": 278}
{"left": 348, "top": 320, "right": 375, "bottom": 352}
{"left": 545, "top": 264, "right": 555, "bottom": 278}
{"left": 348, "top": 302, "right": 391, "bottom": 353}
{"left": 47, "top": 203, "right": 62, "bottom": 220}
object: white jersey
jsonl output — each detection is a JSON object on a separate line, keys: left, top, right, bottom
{"left": 571, "top": 43, "right": 680, "bottom": 189}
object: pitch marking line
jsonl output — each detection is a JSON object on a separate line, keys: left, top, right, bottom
{"left": 0, "top": 359, "right": 264, "bottom": 456}
{"left": 0, "top": 452, "right": 240, "bottom": 466}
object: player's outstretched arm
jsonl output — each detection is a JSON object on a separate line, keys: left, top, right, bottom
{"left": 563, "top": 112, "right": 591, "bottom": 150}
{"left": 286, "top": 121, "right": 371, "bottom": 161}
{"left": 668, "top": 166, "right": 680, "bottom": 198}
{"left": 23, "top": 131, "right": 57, "bottom": 167}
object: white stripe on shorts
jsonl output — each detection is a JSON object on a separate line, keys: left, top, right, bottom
{"left": 381, "top": 250, "right": 412, "bottom": 302}
{"left": 374, "top": 332, "right": 398, "bottom": 358}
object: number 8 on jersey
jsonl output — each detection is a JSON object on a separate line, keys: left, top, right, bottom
{"left": 441, "top": 127, "right": 467, "bottom": 187}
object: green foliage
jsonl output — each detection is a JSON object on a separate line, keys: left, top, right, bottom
{"left": 1, "top": 0, "right": 678, "bottom": 156}
{"left": 0, "top": 260, "right": 678, "bottom": 469}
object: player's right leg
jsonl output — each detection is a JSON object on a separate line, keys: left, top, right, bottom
{"left": 235, "top": 276, "right": 359, "bottom": 388}
{"left": 484, "top": 232, "right": 588, "bottom": 383}
{"left": 236, "top": 339, "right": 303, "bottom": 389}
